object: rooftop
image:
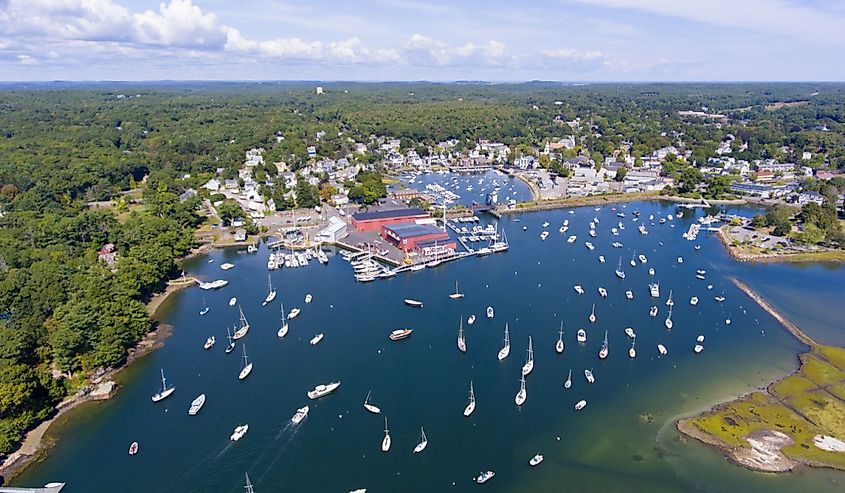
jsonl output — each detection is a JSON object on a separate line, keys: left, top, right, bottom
{"left": 383, "top": 222, "right": 445, "bottom": 238}
{"left": 352, "top": 207, "right": 427, "bottom": 221}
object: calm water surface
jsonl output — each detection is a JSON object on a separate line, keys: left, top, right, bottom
{"left": 390, "top": 170, "right": 532, "bottom": 207}
{"left": 16, "top": 201, "right": 845, "bottom": 492}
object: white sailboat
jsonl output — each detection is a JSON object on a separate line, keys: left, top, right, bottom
{"left": 522, "top": 336, "right": 534, "bottom": 376}
{"left": 225, "top": 326, "right": 236, "bottom": 354}
{"left": 381, "top": 416, "right": 391, "bottom": 452}
{"left": 262, "top": 274, "right": 276, "bottom": 306}
{"left": 665, "top": 305, "right": 673, "bottom": 329}
{"left": 564, "top": 369, "right": 572, "bottom": 389}
{"left": 244, "top": 473, "right": 255, "bottom": 493}
{"left": 598, "top": 330, "right": 608, "bottom": 359}
{"left": 449, "top": 280, "right": 465, "bottom": 299}
{"left": 615, "top": 257, "right": 626, "bottom": 279}
{"left": 457, "top": 318, "right": 467, "bottom": 353}
{"left": 277, "top": 302, "right": 289, "bottom": 338}
{"left": 363, "top": 390, "right": 381, "bottom": 414}
{"left": 556, "top": 322, "right": 565, "bottom": 353}
{"left": 589, "top": 303, "right": 596, "bottom": 323}
{"left": 628, "top": 338, "right": 637, "bottom": 358}
{"left": 238, "top": 345, "right": 253, "bottom": 380}
{"left": 497, "top": 323, "right": 510, "bottom": 360}
{"left": 233, "top": 305, "right": 250, "bottom": 340}
{"left": 151, "top": 369, "right": 175, "bottom": 402}
{"left": 463, "top": 381, "right": 476, "bottom": 417}
{"left": 514, "top": 373, "right": 527, "bottom": 406}
{"left": 413, "top": 426, "right": 428, "bottom": 453}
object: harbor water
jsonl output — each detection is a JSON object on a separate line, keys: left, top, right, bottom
{"left": 15, "top": 201, "right": 845, "bottom": 492}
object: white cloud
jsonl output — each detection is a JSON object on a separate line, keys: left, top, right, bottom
{"left": 405, "top": 34, "right": 508, "bottom": 66}
{"left": 17, "top": 54, "right": 36, "bottom": 64}
{"left": 132, "top": 0, "right": 227, "bottom": 48}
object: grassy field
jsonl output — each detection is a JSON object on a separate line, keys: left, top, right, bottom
{"left": 686, "top": 346, "right": 845, "bottom": 470}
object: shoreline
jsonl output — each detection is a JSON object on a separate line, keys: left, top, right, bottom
{"left": 716, "top": 227, "right": 845, "bottom": 264}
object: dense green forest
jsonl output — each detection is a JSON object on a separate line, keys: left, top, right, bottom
{"left": 1, "top": 81, "right": 844, "bottom": 456}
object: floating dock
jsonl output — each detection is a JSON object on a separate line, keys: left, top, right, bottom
{"left": 0, "top": 484, "right": 65, "bottom": 493}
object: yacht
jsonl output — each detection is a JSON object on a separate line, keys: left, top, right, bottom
{"left": 649, "top": 306, "right": 658, "bottom": 317}
{"left": 381, "top": 416, "right": 391, "bottom": 452}
{"left": 486, "top": 306, "right": 494, "bottom": 318}
{"left": 626, "top": 290, "right": 634, "bottom": 300}
{"left": 463, "top": 381, "right": 476, "bottom": 417}
{"left": 262, "top": 274, "right": 276, "bottom": 306}
{"left": 199, "top": 279, "right": 229, "bottom": 290}
{"left": 458, "top": 318, "right": 467, "bottom": 353}
{"left": 564, "top": 369, "right": 572, "bottom": 389}
{"left": 574, "top": 285, "right": 584, "bottom": 295}
{"left": 291, "top": 405, "right": 309, "bottom": 424}
{"left": 308, "top": 381, "right": 341, "bottom": 399}
{"left": 575, "top": 400, "right": 587, "bottom": 411}
{"left": 413, "top": 426, "right": 428, "bottom": 453}
{"left": 589, "top": 303, "right": 596, "bottom": 323}
{"left": 498, "top": 324, "right": 510, "bottom": 360}
{"left": 665, "top": 306, "right": 674, "bottom": 329}
{"left": 238, "top": 346, "right": 253, "bottom": 380}
{"left": 277, "top": 302, "right": 289, "bottom": 338}
{"left": 233, "top": 306, "right": 250, "bottom": 340}
{"left": 657, "top": 344, "right": 668, "bottom": 356}
{"left": 521, "top": 336, "right": 534, "bottom": 376}
{"left": 188, "top": 393, "right": 205, "bottom": 415}
{"left": 203, "top": 336, "right": 216, "bottom": 350}
{"left": 476, "top": 471, "right": 495, "bottom": 484}
{"left": 225, "top": 326, "right": 236, "bottom": 354}
{"left": 577, "top": 328, "right": 587, "bottom": 343}
{"left": 151, "top": 369, "right": 175, "bottom": 402}
{"left": 649, "top": 282, "right": 660, "bottom": 298}
{"left": 598, "top": 287, "right": 607, "bottom": 298}
{"left": 363, "top": 391, "right": 381, "bottom": 414}
{"left": 389, "top": 328, "right": 413, "bottom": 341}
{"left": 529, "top": 454, "right": 544, "bottom": 466}
{"left": 404, "top": 299, "right": 424, "bottom": 308}
{"left": 585, "top": 369, "right": 595, "bottom": 384}
{"left": 230, "top": 424, "right": 248, "bottom": 441}
{"left": 449, "top": 281, "right": 465, "bottom": 299}
{"left": 598, "top": 331, "right": 609, "bottom": 359}
{"left": 288, "top": 307, "right": 301, "bottom": 319}
{"left": 615, "top": 258, "right": 626, "bottom": 279}
{"left": 467, "top": 314, "right": 476, "bottom": 325}
{"left": 515, "top": 373, "right": 527, "bottom": 406}
{"left": 690, "top": 296, "right": 699, "bottom": 306}
{"left": 556, "top": 322, "right": 565, "bottom": 353}
{"left": 309, "top": 333, "right": 324, "bottom": 345}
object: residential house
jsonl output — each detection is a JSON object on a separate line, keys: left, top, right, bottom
{"left": 203, "top": 178, "right": 221, "bottom": 191}
{"left": 798, "top": 191, "right": 825, "bottom": 206}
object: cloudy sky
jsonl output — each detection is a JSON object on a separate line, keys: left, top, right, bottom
{"left": 1, "top": 0, "right": 844, "bottom": 81}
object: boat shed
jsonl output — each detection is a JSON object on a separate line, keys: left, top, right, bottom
{"left": 315, "top": 216, "right": 348, "bottom": 243}
{"left": 381, "top": 222, "right": 455, "bottom": 252}
{"left": 350, "top": 207, "right": 429, "bottom": 232}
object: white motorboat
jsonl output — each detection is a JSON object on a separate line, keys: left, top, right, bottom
{"left": 151, "top": 369, "right": 175, "bottom": 402}
{"left": 694, "top": 344, "right": 704, "bottom": 354}
{"left": 658, "top": 344, "right": 668, "bottom": 355}
{"left": 577, "top": 328, "right": 587, "bottom": 343}
{"left": 697, "top": 335, "right": 705, "bottom": 343}
{"left": 530, "top": 454, "right": 544, "bottom": 466}
{"left": 389, "top": 328, "right": 413, "bottom": 341}
{"left": 598, "top": 330, "right": 608, "bottom": 359}
{"left": 288, "top": 307, "right": 301, "bottom": 319}
{"left": 575, "top": 400, "right": 587, "bottom": 411}
{"left": 589, "top": 303, "right": 596, "bottom": 323}
{"left": 309, "top": 332, "right": 324, "bottom": 345}
{"left": 277, "top": 302, "right": 289, "bottom": 338}
{"left": 199, "top": 305, "right": 209, "bottom": 316}
{"left": 625, "top": 327, "right": 636, "bottom": 339}
{"left": 599, "top": 255, "right": 606, "bottom": 263}
{"left": 238, "top": 346, "right": 253, "bottom": 380}
{"left": 203, "top": 336, "right": 215, "bottom": 350}
{"left": 449, "top": 281, "right": 465, "bottom": 299}
{"left": 305, "top": 293, "right": 313, "bottom": 303}
{"left": 567, "top": 235, "right": 577, "bottom": 243}
{"left": 715, "top": 296, "right": 726, "bottom": 302}
{"left": 649, "top": 306, "right": 658, "bottom": 317}
{"left": 404, "top": 299, "right": 424, "bottom": 308}
{"left": 556, "top": 322, "right": 565, "bottom": 353}
{"left": 611, "top": 242, "right": 623, "bottom": 248}
{"left": 649, "top": 282, "right": 660, "bottom": 298}
{"left": 598, "top": 287, "right": 607, "bottom": 298}
{"left": 308, "top": 381, "right": 341, "bottom": 399}
{"left": 585, "top": 242, "right": 595, "bottom": 250}
{"left": 498, "top": 323, "right": 510, "bottom": 360}
{"left": 486, "top": 306, "right": 494, "bottom": 318}
{"left": 291, "top": 405, "right": 309, "bottom": 424}
{"left": 413, "top": 426, "right": 428, "bottom": 453}
{"left": 364, "top": 390, "right": 382, "bottom": 414}
{"left": 230, "top": 424, "right": 248, "bottom": 441}
{"left": 677, "top": 256, "right": 684, "bottom": 264}
{"left": 262, "top": 274, "right": 276, "bottom": 306}
{"left": 467, "top": 314, "right": 476, "bottom": 325}
{"left": 188, "top": 393, "right": 205, "bottom": 415}
{"left": 521, "top": 336, "right": 534, "bottom": 376}
{"left": 564, "top": 369, "right": 572, "bottom": 389}
{"left": 229, "top": 297, "right": 237, "bottom": 306}
{"left": 574, "top": 285, "right": 584, "bottom": 295}
{"left": 648, "top": 267, "right": 655, "bottom": 276}
{"left": 626, "top": 290, "right": 634, "bottom": 300}
{"left": 585, "top": 369, "right": 595, "bottom": 384}
{"left": 639, "top": 254, "right": 647, "bottom": 264}
{"left": 233, "top": 306, "right": 250, "bottom": 340}
{"left": 381, "top": 416, "right": 391, "bottom": 452}
{"left": 476, "top": 471, "right": 495, "bottom": 484}
{"left": 540, "top": 231, "right": 549, "bottom": 240}
{"left": 458, "top": 318, "right": 467, "bottom": 353}
{"left": 690, "top": 296, "right": 699, "bottom": 306}
{"left": 463, "top": 381, "right": 476, "bottom": 416}
{"left": 220, "top": 263, "right": 235, "bottom": 271}
{"left": 515, "top": 373, "right": 527, "bottom": 406}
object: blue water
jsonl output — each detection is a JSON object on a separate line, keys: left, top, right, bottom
{"left": 391, "top": 170, "right": 532, "bottom": 207}
{"left": 15, "top": 201, "right": 845, "bottom": 493}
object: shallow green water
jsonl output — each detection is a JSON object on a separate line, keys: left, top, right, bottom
{"left": 15, "top": 201, "right": 844, "bottom": 492}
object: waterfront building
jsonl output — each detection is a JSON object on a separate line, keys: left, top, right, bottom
{"left": 350, "top": 208, "right": 429, "bottom": 232}
{"left": 381, "top": 222, "right": 455, "bottom": 252}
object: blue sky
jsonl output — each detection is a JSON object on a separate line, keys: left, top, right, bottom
{"left": 1, "top": 0, "right": 844, "bottom": 81}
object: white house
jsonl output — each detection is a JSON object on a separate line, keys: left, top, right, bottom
{"left": 203, "top": 178, "right": 220, "bottom": 191}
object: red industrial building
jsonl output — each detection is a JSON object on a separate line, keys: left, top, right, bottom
{"left": 381, "top": 223, "right": 456, "bottom": 253}
{"left": 350, "top": 208, "right": 429, "bottom": 232}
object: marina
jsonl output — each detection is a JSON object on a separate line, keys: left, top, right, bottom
{"left": 13, "top": 200, "right": 845, "bottom": 493}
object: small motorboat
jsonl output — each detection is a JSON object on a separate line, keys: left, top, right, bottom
{"left": 230, "top": 424, "right": 249, "bottom": 441}
{"left": 291, "top": 405, "right": 309, "bottom": 424}
{"left": 288, "top": 307, "right": 301, "bottom": 319}
{"left": 389, "top": 328, "right": 413, "bottom": 341}
{"left": 229, "top": 297, "right": 237, "bottom": 307}
{"left": 598, "top": 287, "right": 607, "bottom": 298}
{"left": 310, "top": 333, "right": 324, "bottom": 345}
{"left": 626, "top": 290, "right": 634, "bottom": 300}
{"left": 574, "top": 285, "right": 584, "bottom": 295}
{"left": 690, "top": 296, "right": 699, "bottom": 306}
{"left": 404, "top": 299, "right": 424, "bottom": 308}
{"left": 128, "top": 441, "right": 139, "bottom": 456}
{"left": 199, "top": 306, "right": 209, "bottom": 316}
{"left": 529, "top": 454, "right": 544, "bottom": 466}
{"left": 486, "top": 306, "right": 494, "bottom": 318}
{"left": 657, "top": 344, "right": 668, "bottom": 355}
{"left": 476, "top": 471, "right": 495, "bottom": 484}
{"left": 584, "top": 369, "right": 595, "bottom": 384}
{"left": 577, "top": 328, "right": 587, "bottom": 343}
{"left": 694, "top": 344, "right": 704, "bottom": 354}
{"left": 624, "top": 327, "right": 636, "bottom": 339}
{"left": 188, "top": 394, "right": 206, "bottom": 416}
{"left": 575, "top": 400, "right": 587, "bottom": 411}
{"left": 467, "top": 314, "right": 476, "bottom": 325}
{"left": 203, "top": 336, "right": 216, "bottom": 350}
{"left": 305, "top": 294, "right": 313, "bottom": 304}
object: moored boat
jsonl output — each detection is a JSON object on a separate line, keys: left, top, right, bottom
{"left": 463, "top": 381, "right": 476, "bottom": 416}
{"left": 308, "top": 381, "right": 341, "bottom": 399}
{"left": 151, "top": 369, "right": 175, "bottom": 402}
{"left": 188, "top": 394, "right": 206, "bottom": 415}
{"left": 529, "top": 454, "right": 544, "bottom": 466}
{"left": 389, "top": 328, "right": 413, "bottom": 341}
{"left": 404, "top": 299, "right": 424, "bottom": 308}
